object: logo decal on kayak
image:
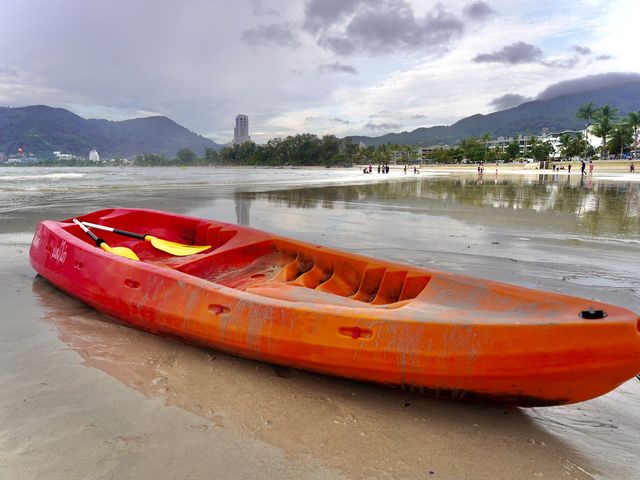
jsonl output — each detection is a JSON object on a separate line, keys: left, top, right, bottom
{"left": 52, "top": 240, "right": 68, "bottom": 265}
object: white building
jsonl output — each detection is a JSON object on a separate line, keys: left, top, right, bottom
{"left": 89, "top": 149, "right": 100, "bottom": 162}
{"left": 233, "top": 114, "right": 251, "bottom": 145}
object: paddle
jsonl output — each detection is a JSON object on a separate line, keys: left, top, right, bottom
{"left": 81, "top": 221, "right": 211, "bottom": 256}
{"left": 72, "top": 219, "right": 140, "bottom": 261}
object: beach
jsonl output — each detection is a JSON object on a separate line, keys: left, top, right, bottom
{"left": 1, "top": 165, "right": 639, "bottom": 479}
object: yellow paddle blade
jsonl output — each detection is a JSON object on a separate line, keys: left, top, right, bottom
{"left": 100, "top": 243, "right": 140, "bottom": 261}
{"left": 146, "top": 236, "right": 211, "bottom": 256}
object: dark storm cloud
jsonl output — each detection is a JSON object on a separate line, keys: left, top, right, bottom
{"left": 305, "top": 1, "right": 464, "bottom": 56}
{"left": 365, "top": 121, "right": 401, "bottom": 130}
{"left": 303, "top": 0, "right": 362, "bottom": 34}
{"left": 475, "top": 42, "right": 611, "bottom": 69}
{"left": 463, "top": 1, "right": 497, "bottom": 21}
{"left": 473, "top": 42, "right": 543, "bottom": 64}
{"left": 241, "top": 22, "right": 299, "bottom": 47}
{"left": 536, "top": 72, "right": 640, "bottom": 101}
{"left": 318, "top": 62, "right": 358, "bottom": 74}
{"left": 572, "top": 45, "right": 592, "bottom": 55}
{"left": 489, "top": 93, "right": 532, "bottom": 110}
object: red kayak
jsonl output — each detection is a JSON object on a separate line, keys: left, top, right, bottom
{"left": 30, "top": 208, "right": 640, "bottom": 405}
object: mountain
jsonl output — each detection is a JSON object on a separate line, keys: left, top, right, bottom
{"left": 348, "top": 81, "right": 640, "bottom": 147}
{"left": 0, "top": 105, "right": 222, "bottom": 158}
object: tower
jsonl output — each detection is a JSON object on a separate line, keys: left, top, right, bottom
{"left": 233, "top": 114, "right": 251, "bottom": 145}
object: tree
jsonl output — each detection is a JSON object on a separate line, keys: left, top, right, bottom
{"left": 577, "top": 102, "right": 598, "bottom": 158}
{"left": 592, "top": 105, "right": 618, "bottom": 159}
{"left": 176, "top": 148, "right": 197, "bottom": 164}
{"left": 531, "top": 142, "right": 553, "bottom": 161}
{"left": 505, "top": 141, "right": 520, "bottom": 161}
{"left": 625, "top": 111, "right": 640, "bottom": 159}
{"left": 609, "top": 123, "right": 632, "bottom": 157}
{"left": 459, "top": 138, "right": 485, "bottom": 163}
{"left": 558, "top": 133, "right": 572, "bottom": 160}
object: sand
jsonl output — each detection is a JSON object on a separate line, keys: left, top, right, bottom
{"left": 1, "top": 167, "right": 639, "bottom": 479}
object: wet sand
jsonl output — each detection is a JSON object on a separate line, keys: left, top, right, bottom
{"left": 1, "top": 168, "right": 639, "bottom": 479}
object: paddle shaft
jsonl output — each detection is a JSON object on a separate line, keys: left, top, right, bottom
{"left": 73, "top": 219, "right": 107, "bottom": 248}
{"left": 82, "top": 221, "right": 147, "bottom": 240}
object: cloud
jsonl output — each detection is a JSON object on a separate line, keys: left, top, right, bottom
{"left": 473, "top": 42, "right": 543, "bottom": 64}
{"left": 410, "top": 114, "right": 428, "bottom": 119}
{"left": 306, "top": 1, "right": 464, "bottom": 56}
{"left": 330, "top": 117, "right": 351, "bottom": 124}
{"left": 303, "top": 0, "right": 362, "bottom": 34}
{"left": 489, "top": 93, "right": 532, "bottom": 110}
{"left": 241, "top": 22, "right": 299, "bottom": 47}
{"left": 536, "top": 72, "right": 640, "bottom": 101}
{"left": 250, "top": 0, "right": 279, "bottom": 16}
{"left": 318, "top": 62, "right": 358, "bottom": 74}
{"left": 474, "top": 42, "right": 609, "bottom": 69}
{"left": 572, "top": 45, "right": 592, "bottom": 55}
{"left": 364, "top": 121, "right": 401, "bottom": 130}
{"left": 0, "top": 65, "right": 18, "bottom": 77}
{"left": 463, "top": 1, "right": 497, "bottom": 21}
{"left": 596, "top": 54, "right": 613, "bottom": 61}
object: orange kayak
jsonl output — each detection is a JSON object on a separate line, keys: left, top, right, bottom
{"left": 29, "top": 208, "right": 640, "bottom": 405}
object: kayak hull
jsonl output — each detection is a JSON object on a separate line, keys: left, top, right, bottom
{"left": 30, "top": 208, "right": 640, "bottom": 406}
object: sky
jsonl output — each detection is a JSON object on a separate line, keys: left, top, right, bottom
{"left": 0, "top": 0, "right": 639, "bottom": 144}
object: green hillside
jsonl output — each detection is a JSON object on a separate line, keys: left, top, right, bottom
{"left": 0, "top": 105, "right": 221, "bottom": 158}
{"left": 349, "top": 81, "right": 640, "bottom": 146}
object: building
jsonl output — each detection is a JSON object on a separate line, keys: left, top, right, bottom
{"left": 416, "top": 145, "right": 450, "bottom": 163}
{"left": 53, "top": 151, "right": 77, "bottom": 161}
{"left": 89, "top": 149, "right": 100, "bottom": 162}
{"left": 233, "top": 114, "right": 251, "bottom": 145}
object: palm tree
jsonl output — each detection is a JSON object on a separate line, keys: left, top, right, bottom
{"left": 625, "top": 111, "right": 640, "bottom": 159}
{"left": 609, "top": 124, "right": 632, "bottom": 157}
{"left": 559, "top": 133, "right": 572, "bottom": 160}
{"left": 592, "top": 105, "right": 618, "bottom": 159}
{"left": 577, "top": 102, "right": 598, "bottom": 158}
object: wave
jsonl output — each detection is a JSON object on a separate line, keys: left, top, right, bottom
{"left": 0, "top": 232, "right": 35, "bottom": 245}
{"left": 0, "top": 173, "right": 87, "bottom": 181}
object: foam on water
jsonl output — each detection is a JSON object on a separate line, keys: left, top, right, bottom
{"left": 0, "top": 172, "right": 87, "bottom": 181}
{"left": 0, "top": 232, "right": 34, "bottom": 245}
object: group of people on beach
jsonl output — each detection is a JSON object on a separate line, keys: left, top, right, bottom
{"left": 363, "top": 164, "right": 422, "bottom": 174}
{"left": 362, "top": 164, "right": 391, "bottom": 174}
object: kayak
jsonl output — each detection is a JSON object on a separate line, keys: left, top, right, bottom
{"left": 30, "top": 208, "right": 640, "bottom": 406}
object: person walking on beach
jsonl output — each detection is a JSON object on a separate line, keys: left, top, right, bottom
{"left": 631, "top": 163, "right": 635, "bottom": 173}
{"left": 568, "top": 164, "right": 572, "bottom": 173}
{"left": 404, "top": 164, "right": 407, "bottom": 174}
{"left": 581, "top": 160, "right": 586, "bottom": 175}
{"left": 589, "top": 160, "right": 594, "bottom": 175}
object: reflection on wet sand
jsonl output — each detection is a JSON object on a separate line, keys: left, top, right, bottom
{"left": 235, "top": 175, "right": 640, "bottom": 237}
{"left": 32, "top": 277, "right": 597, "bottom": 479}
